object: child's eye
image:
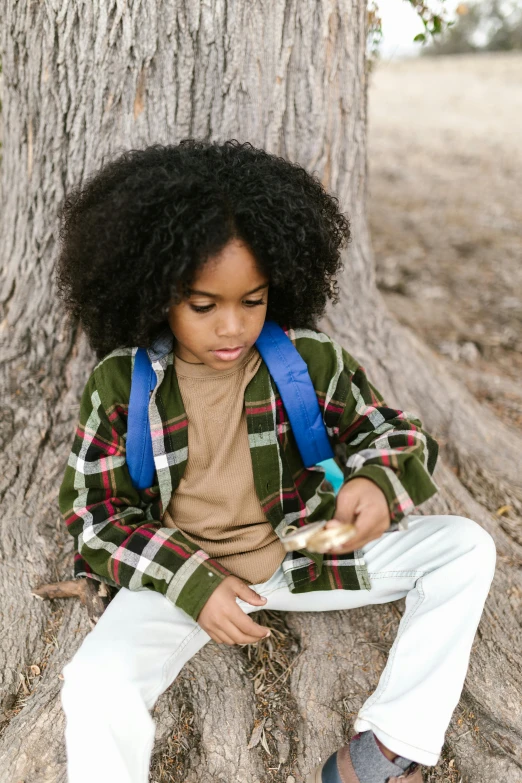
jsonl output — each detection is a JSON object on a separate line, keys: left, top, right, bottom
{"left": 190, "top": 299, "right": 265, "bottom": 314}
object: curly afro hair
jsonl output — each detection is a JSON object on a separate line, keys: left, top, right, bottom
{"left": 55, "top": 139, "right": 350, "bottom": 360}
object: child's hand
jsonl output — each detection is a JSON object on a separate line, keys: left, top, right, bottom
{"left": 197, "top": 575, "right": 271, "bottom": 646}
{"left": 323, "top": 477, "right": 391, "bottom": 554}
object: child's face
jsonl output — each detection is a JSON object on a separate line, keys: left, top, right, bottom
{"left": 167, "top": 239, "right": 269, "bottom": 370}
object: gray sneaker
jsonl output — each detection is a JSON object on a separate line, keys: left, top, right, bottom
{"left": 305, "top": 743, "right": 424, "bottom": 782}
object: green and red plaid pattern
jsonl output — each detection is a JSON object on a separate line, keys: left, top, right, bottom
{"left": 59, "top": 326, "right": 439, "bottom": 621}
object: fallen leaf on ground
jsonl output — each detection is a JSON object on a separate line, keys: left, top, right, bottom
{"left": 247, "top": 717, "right": 266, "bottom": 749}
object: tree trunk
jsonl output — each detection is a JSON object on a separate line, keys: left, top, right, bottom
{"left": 1, "top": 2, "right": 521, "bottom": 781}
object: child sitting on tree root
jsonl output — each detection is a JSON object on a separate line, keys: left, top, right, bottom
{"left": 56, "top": 139, "right": 496, "bottom": 783}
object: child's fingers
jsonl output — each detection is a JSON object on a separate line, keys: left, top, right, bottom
{"left": 230, "top": 605, "right": 271, "bottom": 641}
{"left": 329, "top": 534, "right": 371, "bottom": 553}
{"left": 209, "top": 626, "right": 237, "bottom": 646}
{"left": 325, "top": 510, "right": 384, "bottom": 553}
{"left": 321, "top": 520, "right": 365, "bottom": 553}
{"left": 233, "top": 580, "right": 267, "bottom": 606}
{"left": 323, "top": 540, "right": 359, "bottom": 555}
{"left": 220, "top": 616, "right": 269, "bottom": 646}
{"left": 332, "top": 488, "right": 358, "bottom": 525}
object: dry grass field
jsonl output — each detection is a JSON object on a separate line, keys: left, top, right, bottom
{"left": 368, "top": 52, "right": 522, "bottom": 431}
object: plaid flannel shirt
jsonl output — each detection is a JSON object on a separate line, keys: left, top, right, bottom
{"left": 58, "top": 326, "right": 439, "bottom": 621}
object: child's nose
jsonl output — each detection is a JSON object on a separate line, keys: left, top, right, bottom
{"left": 216, "top": 311, "right": 246, "bottom": 337}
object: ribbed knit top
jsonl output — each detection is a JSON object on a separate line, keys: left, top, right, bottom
{"left": 161, "top": 345, "right": 287, "bottom": 585}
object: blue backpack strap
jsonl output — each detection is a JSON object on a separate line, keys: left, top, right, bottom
{"left": 255, "top": 321, "right": 335, "bottom": 468}
{"left": 127, "top": 347, "right": 157, "bottom": 490}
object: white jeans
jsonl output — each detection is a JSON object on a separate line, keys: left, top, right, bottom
{"left": 60, "top": 514, "right": 496, "bottom": 779}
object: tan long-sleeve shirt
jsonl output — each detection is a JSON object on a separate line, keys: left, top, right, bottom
{"left": 162, "top": 345, "right": 287, "bottom": 585}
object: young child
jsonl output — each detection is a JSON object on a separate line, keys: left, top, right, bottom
{"left": 56, "top": 140, "right": 496, "bottom": 783}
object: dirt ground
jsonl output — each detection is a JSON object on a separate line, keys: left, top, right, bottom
{"left": 367, "top": 52, "right": 522, "bottom": 431}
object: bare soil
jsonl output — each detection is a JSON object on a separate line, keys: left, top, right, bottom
{"left": 368, "top": 51, "right": 522, "bottom": 430}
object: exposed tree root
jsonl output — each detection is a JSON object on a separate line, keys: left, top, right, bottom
{"left": 31, "top": 578, "right": 112, "bottom": 625}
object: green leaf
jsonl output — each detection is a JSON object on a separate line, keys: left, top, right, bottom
{"left": 432, "top": 15, "right": 443, "bottom": 33}
{"left": 413, "top": 33, "right": 427, "bottom": 42}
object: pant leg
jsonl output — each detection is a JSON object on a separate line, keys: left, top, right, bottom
{"left": 239, "top": 514, "right": 496, "bottom": 766}
{"left": 60, "top": 562, "right": 286, "bottom": 783}
{"left": 60, "top": 585, "right": 213, "bottom": 783}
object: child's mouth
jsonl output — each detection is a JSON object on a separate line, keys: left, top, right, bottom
{"left": 211, "top": 346, "right": 244, "bottom": 361}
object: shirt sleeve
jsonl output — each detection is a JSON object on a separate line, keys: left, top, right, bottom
{"left": 328, "top": 347, "right": 440, "bottom": 529}
{"left": 58, "top": 369, "right": 233, "bottom": 622}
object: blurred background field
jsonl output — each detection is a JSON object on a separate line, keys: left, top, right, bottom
{"left": 367, "top": 50, "right": 522, "bottom": 431}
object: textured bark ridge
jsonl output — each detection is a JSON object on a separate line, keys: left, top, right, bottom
{"left": 0, "top": 2, "right": 521, "bottom": 782}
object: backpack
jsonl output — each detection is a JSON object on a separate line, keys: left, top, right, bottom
{"left": 127, "top": 320, "right": 345, "bottom": 495}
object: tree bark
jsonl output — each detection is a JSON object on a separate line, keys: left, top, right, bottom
{"left": 0, "top": 2, "right": 520, "bottom": 782}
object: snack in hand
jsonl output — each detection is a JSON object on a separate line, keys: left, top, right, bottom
{"left": 280, "top": 519, "right": 356, "bottom": 553}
